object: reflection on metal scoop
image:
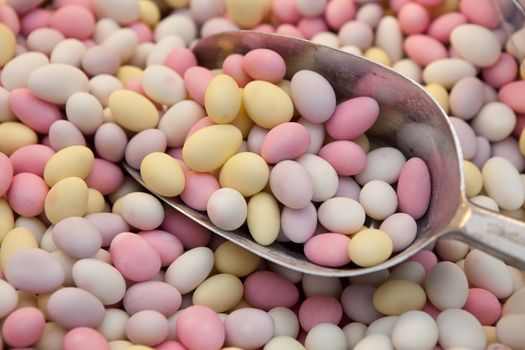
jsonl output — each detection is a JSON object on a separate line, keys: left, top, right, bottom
{"left": 125, "top": 31, "right": 525, "bottom": 277}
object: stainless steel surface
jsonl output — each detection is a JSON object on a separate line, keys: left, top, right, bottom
{"left": 126, "top": 31, "right": 525, "bottom": 276}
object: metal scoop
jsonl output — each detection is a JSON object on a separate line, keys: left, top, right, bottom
{"left": 125, "top": 30, "right": 525, "bottom": 277}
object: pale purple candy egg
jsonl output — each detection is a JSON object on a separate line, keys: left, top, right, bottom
{"left": 47, "top": 287, "right": 105, "bottom": 329}
{"left": 449, "top": 117, "right": 477, "bottom": 160}
{"left": 335, "top": 176, "right": 361, "bottom": 200}
{"left": 260, "top": 122, "right": 311, "bottom": 164}
{"left": 120, "top": 192, "right": 165, "bottom": 230}
{"left": 52, "top": 216, "right": 102, "bottom": 258}
{"left": 123, "top": 281, "right": 182, "bottom": 317}
{"left": 242, "top": 49, "right": 286, "bottom": 84}
{"left": 318, "top": 141, "right": 367, "bottom": 176}
{"left": 247, "top": 125, "right": 269, "bottom": 154}
{"left": 269, "top": 160, "right": 313, "bottom": 209}
{"left": 325, "top": 97, "right": 379, "bottom": 140}
{"left": 48, "top": 119, "right": 87, "bottom": 151}
{"left": 397, "top": 157, "right": 431, "bottom": 220}
{"left": 379, "top": 213, "right": 418, "bottom": 252}
{"left": 224, "top": 308, "right": 274, "bottom": 349}
{"left": 298, "top": 295, "right": 343, "bottom": 332}
{"left": 291, "top": 69, "right": 336, "bottom": 123}
{"left": 281, "top": 202, "right": 317, "bottom": 243}
{"left": 124, "top": 128, "right": 167, "bottom": 169}
{"left": 244, "top": 271, "right": 300, "bottom": 311}
{"left": 94, "top": 122, "right": 128, "bottom": 163}
{"left": 341, "top": 284, "right": 382, "bottom": 325}
{"left": 471, "top": 136, "right": 491, "bottom": 168}
{"left": 491, "top": 137, "right": 525, "bottom": 172}
{"left": 180, "top": 170, "right": 220, "bottom": 211}
{"left": 110, "top": 231, "right": 161, "bottom": 282}
{"left": 304, "top": 233, "right": 351, "bottom": 267}
{"left": 4, "top": 248, "right": 65, "bottom": 294}
{"left": 85, "top": 212, "right": 129, "bottom": 247}
{"left": 298, "top": 117, "right": 325, "bottom": 154}
{"left": 126, "top": 310, "right": 169, "bottom": 347}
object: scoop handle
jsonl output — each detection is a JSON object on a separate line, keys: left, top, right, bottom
{"left": 459, "top": 201, "right": 525, "bottom": 269}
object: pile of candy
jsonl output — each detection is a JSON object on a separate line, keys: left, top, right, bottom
{"left": 1, "top": 0, "right": 525, "bottom": 349}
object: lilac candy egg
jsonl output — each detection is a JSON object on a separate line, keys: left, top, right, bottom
{"left": 85, "top": 212, "right": 130, "bottom": 247}
{"left": 52, "top": 216, "right": 102, "bottom": 258}
{"left": 269, "top": 160, "right": 313, "bottom": 209}
{"left": 123, "top": 281, "right": 182, "bottom": 317}
{"left": 47, "top": 287, "right": 105, "bottom": 329}
{"left": 4, "top": 248, "right": 65, "bottom": 294}
{"left": 244, "top": 271, "right": 300, "bottom": 311}
{"left": 281, "top": 202, "right": 317, "bottom": 243}
{"left": 224, "top": 308, "right": 275, "bottom": 349}
{"left": 325, "top": 96, "right": 380, "bottom": 140}
{"left": 124, "top": 128, "right": 167, "bottom": 169}
{"left": 260, "top": 122, "right": 311, "bottom": 164}
{"left": 291, "top": 69, "right": 336, "bottom": 123}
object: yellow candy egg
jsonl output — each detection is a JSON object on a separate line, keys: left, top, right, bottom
{"left": 226, "top": 0, "right": 271, "bottom": 28}
{"left": 109, "top": 90, "right": 159, "bottom": 132}
{"left": 464, "top": 160, "right": 483, "bottom": 198}
{"left": 348, "top": 228, "right": 393, "bottom": 267}
{"left": 140, "top": 152, "right": 185, "bottom": 197}
{"left": 520, "top": 59, "right": 525, "bottom": 80}
{"left": 0, "top": 23, "right": 16, "bottom": 68}
{"left": 425, "top": 83, "right": 450, "bottom": 113}
{"left": 192, "top": 273, "right": 244, "bottom": 313}
{"left": 0, "top": 198, "right": 14, "bottom": 243}
{"left": 0, "top": 227, "right": 38, "bottom": 268}
{"left": 364, "top": 47, "right": 392, "bottom": 66}
{"left": 205, "top": 74, "right": 242, "bottom": 124}
{"left": 243, "top": 80, "right": 294, "bottom": 129}
{"left": 519, "top": 128, "right": 525, "bottom": 156}
{"left": 139, "top": 0, "right": 160, "bottom": 26}
{"left": 116, "top": 65, "right": 143, "bottom": 86}
{"left": 43, "top": 145, "right": 95, "bottom": 187}
{"left": 86, "top": 188, "right": 106, "bottom": 214}
{"left": 44, "top": 177, "right": 89, "bottom": 224}
{"left": 182, "top": 124, "right": 243, "bottom": 172}
{"left": 0, "top": 122, "right": 38, "bottom": 156}
{"left": 214, "top": 241, "right": 261, "bottom": 277}
{"left": 164, "top": 0, "right": 189, "bottom": 8}
{"left": 247, "top": 192, "right": 280, "bottom": 246}
{"left": 229, "top": 101, "right": 254, "bottom": 138}
{"left": 219, "top": 152, "right": 269, "bottom": 197}
{"left": 373, "top": 279, "right": 427, "bottom": 315}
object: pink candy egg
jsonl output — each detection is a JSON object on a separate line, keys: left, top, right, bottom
{"left": 47, "top": 287, "right": 105, "bottom": 329}
{"left": 396, "top": 157, "right": 431, "bottom": 220}
{"left": 304, "top": 233, "right": 351, "bottom": 267}
{"left": 298, "top": 295, "right": 343, "bottom": 331}
{"left": 161, "top": 208, "right": 211, "bottom": 248}
{"left": 260, "top": 122, "right": 311, "bottom": 164}
{"left": 297, "top": 17, "right": 328, "bottom": 39}
{"left": 318, "top": 141, "right": 367, "bottom": 176}
{"left": 180, "top": 171, "right": 220, "bottom": 211}
{"left": 128, "top": 22, "right": 153, "bottom": 43}
{"left": 244, "top": 271, "right": 299, "bottom": 311}
{"left": 269, "top": 160, "right": 313, "bottom": 209}
{"left": 124, "top": 281, "right": 182, "bottom": 317}
{"left": 110, "top": 232, "right": 162, "bottom": 282}
{"left": 408, "top": 250, "right": 438, "bottom": 272}
{"left": 325, "top": 0, "right": 356, "bottom": 30}
{"left": 462, "top": 288, "right": 501, "bottom": 325}
{"left": 63, "top": 327, "right": 110, "bottom": 350}
{"left": 164, "top": 47, "right": 198, "bottom": 77}
{"left": 138, "top": 230, "right": 184, "bottom": 267}
{"left": 176, "top": 305, "right": 225, "bottom": 350}
{"left": 9, "top": 144, "right": 55, "bottom": 177}
{"left": 242, "top": 49, "right": 286, "bottom": 83}
{"left": 459, "top": 0, "right": 500, "bottom": 29}
{"left": 498, "top": 81, "right": 525, "bottom": 114}
{"left": 1, "top": 307, "right": 45, "bottom": 348}
{"left": 8, "top": 88, "right": 62, "bottom": 134}
{"left": 403, "top": 34, "right": 448, "bottom": 66}
{"left": 4, "top": 248, "right": 65, "bottom": 294}
{"left": 7, "top": 172, "right": 48, "bottom": 217}
{"left": 20, "top": 8, "right": 51, "bottom": 36}
{"left": 184, "top": 66, "right": 214, "bottom": 106}
{"left": 427, "top": 12, "right": 467, "bottom": 44}
{"left": 398, "top": 2, "right": 430, "bottom": 35}
{"left": 156, "top": 341, "right": 187, "bottom": 350}
{"left": 482, "top": 53, "right": 518, "bottom": 88}
{"left": 85, "top": 158, "right": 124, "bottom": 195}
{"left": 0, "top": 152, "right": 13, "bottom": 197}
{"left": 0, "top": 4, "right": 20, "bottom": 34}
{"left": 49, "top": 5, "right": 95, "bottom": 39}
{"left": 325, "top": 96, "right": 379, "bottom": 140}
{"left": 272, "top": 0, "right": 300, "bottom": 24}
{"left": 222, "top": 53, "right": 252, "bottom": 88}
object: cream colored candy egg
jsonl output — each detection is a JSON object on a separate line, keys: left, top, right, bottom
{"left": 243, "top": 80, "right": 294, "bottom": 129}
{"left": 247, "top": 192, "right": 280, "bottom": 246}
{"left": 0, "top": 23, "right": 16, "bottom": 68}
{"left": 207, "top": 188, "right": 247, "bottom": 231}
{"left": 482, "top": 157, "right": 525, "bottom": 211}
{"left": 165, "top": 247, "right": 214, "bottom": 294}
{"left": 27, "top": 64, "right": 89, "bottom": 104}
{"left": 373, "top": 279, "right": 427, "bottom": 316}
{"left": 450, "top": 24, "right": 501, "bottom": 68}
{"left": 108, "top": 89, "right": 159, "bottom": 132}
{"left": 141, "top": 65, "right": 186, "bottom": 106}
{"left": 43, "top": 145, "right": 95, "bottom": 187}
{"left": 219, "top": 152, "right": 270, "bottom": 197}
{"left": 205, "top": 74, "right": 242, "bottom": 124}
{"left": 44, "top": 177, "right": 89, "bottom": 224}
{"left": 192, "top": 273, "right": 244, "bottom": 313}
{"left": 182, "top": 124, "right": 243, "bottom": 172}
{"left": 140, "top": 152, "right": 185, "bottom": 197}
{"left": 348, "top": 228, "right": 393, "bottom": 267}
{"left": 391, "top": 311, "right": 439, "bottom": 350}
